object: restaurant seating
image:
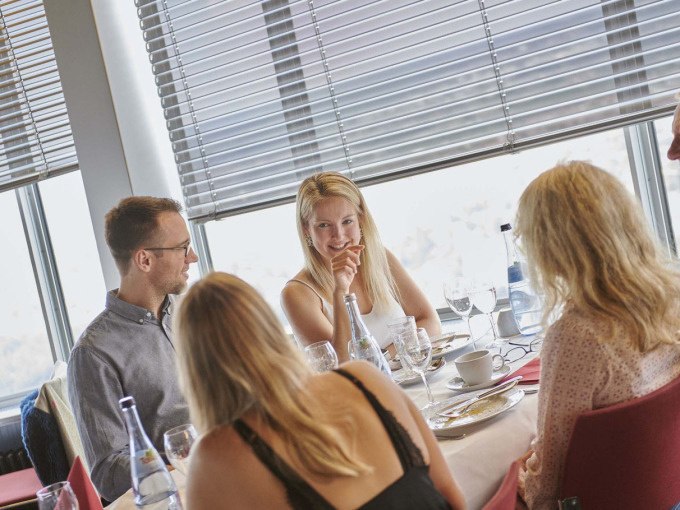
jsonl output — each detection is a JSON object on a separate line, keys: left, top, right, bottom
{"left": 20, "top": 361, "right": 87, "bottom": 485}
{"left": 66, "top": 456, "right": 104, "bottom": 510}
{"left": 481, "top": 460, "right": 520, "bottom": 510}
{"left": 558, "top": 374, "right": 680, "bottom": 509}
{"left": 0, "top": 467, "right": 42, "bottom": 509}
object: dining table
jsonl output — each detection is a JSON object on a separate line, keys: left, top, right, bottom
{"left": 402, "top": 335, "right": 539, "bottom": 509}
{"left": 107, "top": 326, "right": 540, "bottom": 510}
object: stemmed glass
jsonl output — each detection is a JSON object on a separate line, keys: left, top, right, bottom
{"left": 37, "top": 481, "right": 79, "bottom": 510}
{"left": 163, "top": 423, "right": 197, "bottom": 475}
{"left": 469, "top": 282, "right": 499, "bottom": 349}
{"left": 304, "top": 340, "right": 339, "bottom": 372}
{"left": 443, "top": 277, "right": 475, "bottom": 348}
{"left": 394, "top": 323, "right": 436, "bottom": 414}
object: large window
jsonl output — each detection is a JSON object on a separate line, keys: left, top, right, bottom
{"left": 205, "top": 126, "right": 633, "bottom": 323}
{"left": 654, "top": 114, "right": 680, "bottom": 247}
{"left": 137, "top": 0, "right": 680, "bottom": 222}
{"left": 39, "top": 172, "right": 106, "bottom": 340}
{"left": 0, "top": 190, "right": 54, "bottom": 399}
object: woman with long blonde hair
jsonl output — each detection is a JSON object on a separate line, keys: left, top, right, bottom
{"left": 175, "top": 272, "right": 465, "bottom": 510}
{"left": 514, "top": 161, "right": 680, "bottom": 508}
{"left": 282, "top": 172, "right": 440, "bottom": 361}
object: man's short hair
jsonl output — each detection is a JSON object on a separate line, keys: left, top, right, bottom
{"left": 105, "top": 196, "right": 183, "bottom": 273}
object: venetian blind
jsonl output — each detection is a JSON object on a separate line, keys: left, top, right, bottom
{"left": 0, "top": 0, "right": 78, "bottom": 192}
{"left": 136, "top": 0, "right": 680, "bottom": 222}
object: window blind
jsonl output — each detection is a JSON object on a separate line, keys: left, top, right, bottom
{"left": 136, "top": 0, "right": 680, "bottom": 222}
{"left": 0, "top": 0, "right": 78, "bottom": 192}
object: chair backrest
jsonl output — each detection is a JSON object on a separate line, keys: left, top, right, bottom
{"left": 559, "top": 374, "right": 680, "bottom": 509}
{"left": 482, "top": 460, "right": 520, "bottom": 510}
{"left": 66, "top": 457, "right": 103, "bottom": 510}
{"left": 20, "top": 361, "right": 87, "bottom": 486}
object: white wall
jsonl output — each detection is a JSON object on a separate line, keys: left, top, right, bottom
{"left": 43, "top": 0, "right": 183, "bottom": 290}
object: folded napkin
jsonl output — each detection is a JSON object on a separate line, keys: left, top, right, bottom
{"left": 500, "top": 356, "right": 540, "bottom": 385}
{"left": 67, "top": 456, "right": 104, "bottom": 510}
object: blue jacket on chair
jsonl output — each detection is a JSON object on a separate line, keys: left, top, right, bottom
{"left": 20, "top": 389, "right": 70, "bottom": 486}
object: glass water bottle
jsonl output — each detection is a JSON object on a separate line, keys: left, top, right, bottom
{"left": 119, "top": 397, "right": 182, "bottom": 510}
{"left": 344, "top": 293, "right": 392, "bottom": 377}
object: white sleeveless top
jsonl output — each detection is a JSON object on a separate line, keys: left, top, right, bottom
{"left": 287, "top": 280, "right": 405, "bottom": 349}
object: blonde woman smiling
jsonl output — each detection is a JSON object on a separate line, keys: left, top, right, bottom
{"left": 282, "top": 172, "right": 440, "bottom": 361}
{"left": 175, "top": 272, "right": 466, "bottom": 510}
{"left": 515, "top": 161, "right": 680, "bottom": 508}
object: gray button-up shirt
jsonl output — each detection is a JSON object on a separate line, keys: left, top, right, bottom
{"left": 68, "top": 291, "right": 190, "bottom": 502}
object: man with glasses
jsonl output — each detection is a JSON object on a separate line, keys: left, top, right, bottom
{"left": 68, "top": 196, "right": 198, "bottom": 502}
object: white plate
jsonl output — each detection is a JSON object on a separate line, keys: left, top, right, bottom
{"left": 445, "top": 365, "right": 512, "bottom": 393}
{"left": 430, "top": 334, "right": 473, "bottom": 360}
{"left": 393, "top": 358, "right": 446, "bottom": 386}
{"left": 427, "top": 388, "right": 525, "bottom": 436}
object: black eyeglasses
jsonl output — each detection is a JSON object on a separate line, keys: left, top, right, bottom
{"left": 144, "top": 243, "right": 191, "bottom": 257}
{"left": 501, "top": 336, "right": 543, "bottom": 363}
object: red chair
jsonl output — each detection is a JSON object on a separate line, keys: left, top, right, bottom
{"left": 559, "top": 374, "right": 680, "bottom": 509}
{"left": 482, "top": 460, "right": 521, "bottom": 510}
{"left": 66, "top": 456, "right": 104, "bottom": 510}
{"left": 0, "top": 467, "right": 42, "bottom": 509}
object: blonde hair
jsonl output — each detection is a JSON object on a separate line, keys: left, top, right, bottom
{"left": 296, "top": 172, "right": 398, "bottom": 306}
{"left": 515, "top": 161, "right": 680, "bottom": 352}
{"left": 175, "top": 272, "right": 369, "bottom": 477}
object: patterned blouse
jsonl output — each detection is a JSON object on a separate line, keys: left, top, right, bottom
{"left": 520, "top": 305, "right": 680, "bottom": 508}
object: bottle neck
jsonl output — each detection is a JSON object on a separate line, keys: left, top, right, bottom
{"left": 344, "top": 296, "right": 371, "bottom": 341}
{"left": 505, "top": 229, "right": 524, "bottom": 265}
{"left": 121, "top": 405, "right": 153, "bottom": 451}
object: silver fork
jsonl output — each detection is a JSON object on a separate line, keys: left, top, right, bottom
{"left": 438, "top": 377, "right": 523, "bottom": 418}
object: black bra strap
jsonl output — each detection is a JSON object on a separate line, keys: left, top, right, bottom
{"left": 233, "top": 419, "right": 333, "bottom": 509}
{"left": 334, "top": 368, "right": 423, "bottom": 471}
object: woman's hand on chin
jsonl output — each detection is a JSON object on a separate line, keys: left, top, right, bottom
{"left": 331, "top": 245, "right": 364, "bottom": 294}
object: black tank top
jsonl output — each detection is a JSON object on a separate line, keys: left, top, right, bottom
{"left": 233, "top": 368, "right": 452, "bottom": 510}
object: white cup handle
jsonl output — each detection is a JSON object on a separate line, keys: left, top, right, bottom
{"left": 492, "top": 353, "right": 506, "bottom": 371}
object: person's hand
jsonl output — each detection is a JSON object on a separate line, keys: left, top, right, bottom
{"left": 668, "top": 103, "right": 680, "bottom": 160}
{"left": 331, "top": 245, "right": 364, "bottom": 294}
{"left": 517, "top": 448, "right": 534, "bottom": 470}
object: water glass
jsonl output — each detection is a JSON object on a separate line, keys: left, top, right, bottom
{"left": 164, "top": 423, "right": 197, "bottom": 475}
{"left": 37, "top": 481, "right": 79, "bottom": 510}
{"left": 443, "top": 277, "right": 475, "bottom": 347}
{"left": 304, "top": 340, "right": 339, "bottom": 372}
{"left": 394, "top": 324, "right": 436, "bottom": 413}
{"left": 469, "top": 282, "right": 500, "bottom": 349}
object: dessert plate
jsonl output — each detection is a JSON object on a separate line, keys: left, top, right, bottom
{"left": 393, "top": 358, "right": 446, "bottom": 386}
{"left": 427, "top": 388, "right": 525, "bottom": 437}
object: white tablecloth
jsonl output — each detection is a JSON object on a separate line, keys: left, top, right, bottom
{"left": 403, "top": 344, "right": 538, "bottom": 510}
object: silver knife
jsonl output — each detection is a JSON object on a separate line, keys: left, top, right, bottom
{"left": 438, "top": 376, "right": 523, "bottom": 417}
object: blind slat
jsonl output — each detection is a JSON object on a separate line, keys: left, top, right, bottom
{"left": 135, "top": 0, "right": 680, "bottom": 221}
{"left": 0, "top": 0, "right": 78, "bottom": 193}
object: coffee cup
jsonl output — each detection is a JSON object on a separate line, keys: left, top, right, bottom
{"left": 454, "top": 349, "right": 506, "bottom": 386}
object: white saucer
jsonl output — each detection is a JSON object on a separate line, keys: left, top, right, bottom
{"left": 446, "top": 365, "right": 512, "bottom": 393}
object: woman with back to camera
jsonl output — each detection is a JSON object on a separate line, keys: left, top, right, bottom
{"left": 514, "top": 161, "right": 680, "bottom": 508}
{"left": 281, "top": 171, "right": 441, "bottom": 361}
{"left": 175, "top": 272, "right": 466, "bottom": 510}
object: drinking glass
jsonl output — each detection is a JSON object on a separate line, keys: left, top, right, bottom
{"left": 37, "top": 481, "right": 79, "bottom": 510}
{"left": 163, "top": 423, "right": 197, "bottom": 475}
{"left": 394, "top": 324, "right": 436, "bottom": 414}
{"left": 443, "top": 277, "right": 475, "bottom": 347}
{"left": 469, "top": 282, "right": 499, "bottom": 349}
{"left": 304, "top": 340, "right": 339, "bottom": 372}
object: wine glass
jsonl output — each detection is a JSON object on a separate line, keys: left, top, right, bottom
{"left": 443, "top": 277, "right": 475, "bottom": 348}
{"left": 394, "top": 324, "right": 436, "bottom": 414}
{"left": 37, "top": 481, "right": 79, "bottom": 510}
{"left": 163, "top": 423, "right": 197, "bottom": 475}
{"left": 304, "top": 340, "right": 339, "bottom": 372}
{"left": 469, "top": 282, "right": 499, "bottom": 349}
